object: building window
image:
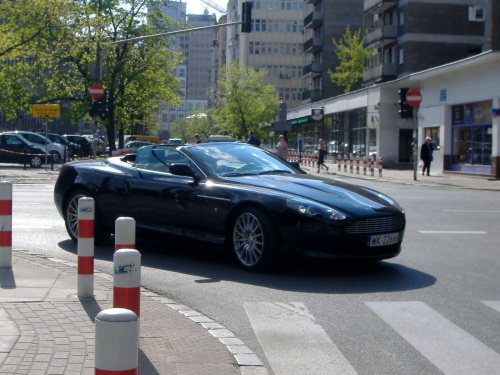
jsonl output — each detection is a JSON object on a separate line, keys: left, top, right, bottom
{"left": 399, "top": 48, "right": 404, "bottom": 64}
{"left": 468, "top": 6, "right": 485, "bottom": 21}
{"left": 399, "top": 10, "right": 404, "bottom": 26}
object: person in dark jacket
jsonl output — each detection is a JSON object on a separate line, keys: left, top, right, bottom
{"left": 247, "top": 131, "right": 261, "bottom": 146}
{"left": 420, "top": 137, "right": 433, "bottom": 176}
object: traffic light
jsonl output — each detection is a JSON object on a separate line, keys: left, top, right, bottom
{"left": 241, "top": 2, "right": 252, "bottom": 33}
{"left": 89, "top": 91, "right": 109, "bottom": 120}
{"left": 398, "top": 88, "right": 413, "bottom": 119}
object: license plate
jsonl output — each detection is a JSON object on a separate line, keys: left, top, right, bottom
{"left": 368, "top": 232, "right": 400, "bottom": 247}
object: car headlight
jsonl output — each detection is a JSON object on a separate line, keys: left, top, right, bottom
{"left": 286, "top": 198, "right": 346, "bottom": 221}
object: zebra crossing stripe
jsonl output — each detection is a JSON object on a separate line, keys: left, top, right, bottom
{"left": 366, "top": 301, "right": 500, "bottom": 375}
{"left": 482, "top": 300, "right": 500, "bottom": 313}
{"left": 244, "top": 302, "right": 357, "bottom": 375}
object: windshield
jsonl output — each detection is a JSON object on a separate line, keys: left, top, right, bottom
{"left": 188, "top": 143, "right": 299, "bottom": 177}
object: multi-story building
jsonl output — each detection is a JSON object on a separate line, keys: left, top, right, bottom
{"left": 363, "top": 0, "right": 493, "bottom": 84}
{"left": 302, "top": 0, "right": 364, "bottom": 102}
{"left": 227, "top": 0, "right": 308, "bottom": 110}
{"left": 154, "top": 2, "right": 217, "bottom": 138}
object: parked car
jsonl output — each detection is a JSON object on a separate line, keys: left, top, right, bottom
{"left": 63, "top": 134, "right": 92, "bottom": 157}
{"left": 83, "top": 135, "right": 106, "bottom": 155}
{"left": 5, "top": 131, "right": 64, "bottom": 163}
{"left": 123, "top": 141, "right": 154, "bottom": 154}
{"left": 54, "top": 142, "right": 406, "bottom": 271}
{"left": 44, "top": 133, "right": 78, "bottom": 157}
{"left": 0, "top": 133, "right": 50, "bottom": 168}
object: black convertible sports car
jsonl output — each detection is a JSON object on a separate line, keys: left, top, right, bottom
{"left": 54, "top": 142, "right": 405, "bottom": 271}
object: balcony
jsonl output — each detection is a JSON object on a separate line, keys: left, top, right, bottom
{"left": 303, "top": 37, "right": 323, "bottom": 54}
{"left": 303, "top": 62, "right": 323, "bottom": 77}
{"left": 363, "top": 63, "right": 397, "bottom": 83}
{"left": 364, "top": 0, "right": 397, "bottom": 13}
{"left": 364, "top": 24, "right": 397, "bottom": 48}
{"left": 303, "top": 89, "right": 322, "bottom": 101}
{"left": 304, "top": 11, "right": 323, "bottom": 29}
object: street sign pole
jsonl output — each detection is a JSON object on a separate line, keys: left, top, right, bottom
{"left": 406, "top": 89, "right": 422, "bottom": 181}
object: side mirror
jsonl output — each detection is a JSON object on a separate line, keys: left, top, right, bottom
{"left": 170, "top": 163, "right": 200, "bottom": 185}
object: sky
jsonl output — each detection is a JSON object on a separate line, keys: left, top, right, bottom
{"left": 186, "top": 0, "right": 225, "bottom": 18}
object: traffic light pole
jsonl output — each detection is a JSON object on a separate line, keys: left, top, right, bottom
{"left": 413, "top": 106, "right": 418, "bottom": 181}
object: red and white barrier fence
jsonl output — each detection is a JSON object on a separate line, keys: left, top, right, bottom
{"left": 77, "top": 197, "right": 94, "bottom": 298}
{"left": 0, "top": 182, "right": 12, "bottom": 268}
{"left": 334, "top": 156, "right": 382, "bottom": 176}
{"left": 115, "top": 217, "right": 136, "bottom": 252}
{"left": 113, "top": 249, "right": 141, "bottom": 318}
{"left": 95, "top": 308, "right": 139, "bottom": 375}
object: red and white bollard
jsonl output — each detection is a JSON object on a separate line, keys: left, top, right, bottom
{"left": 0, "top": 182, "right": 12, "bottom": 268}
{"left": 370, "top": 158, "right": 375, "bottom": 176}
{"left": 378, "top": 157, "right": 383, "bottom": 177}
{"left": 115, "top": 217, "right": 136, "bottom": 252}
{"left": 343, "top": 157, "right": 347, "bottom": 172}
{"left": 78, "top": 197, "right": 94, "bottom": 298}
{"left": 337, "top": 157, "right": 341, "bottom": 171}
{"left": 114, "top": 249, "right": 141, "bottom": 318}
{"left": 95, "top": 308, "right": 139, "bottom": 375}
{"left": 356, "top": 157, "right": 359, "bottom": 174}
{"left": 363, "top": 158, "right": 367, "bottom": 175}
{"left": 349, "top": 155, "right": 353, "bottom": 174}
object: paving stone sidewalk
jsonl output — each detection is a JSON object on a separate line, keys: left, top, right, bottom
{"left": 0, "top": 250, "right": 266, "bottom": 375}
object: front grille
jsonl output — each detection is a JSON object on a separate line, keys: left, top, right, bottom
{"left": 346, "top": 215, "right": 405, "bottom": 234}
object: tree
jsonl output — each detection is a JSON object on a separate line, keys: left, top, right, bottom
{"left": 0, "top": 0, "right": 183, "bottom": 151}
{"left": 170, "top": 117, "right": 195, "bottom": 143}
{"left": 328, "top": 26, "right": 371, "bottom": 93}
{"left": 212, "top": 61, "right": 279, "bottom": 140}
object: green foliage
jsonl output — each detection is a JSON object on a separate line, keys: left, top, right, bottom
{"left": 212, "top": 61, "right": 279, "bottom": 140}
{"left": 0, "top": 0, "right": 182, "bottom": 150}
{"left": 170, "top": 118, "right": 194, "bottom": 143}
{"left": 328, "top": 26, "right": 371, "bottom": 93}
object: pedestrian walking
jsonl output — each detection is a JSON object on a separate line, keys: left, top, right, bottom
{"left": 275, "top": 135, "right": 288, "bottom": 159}
{"left": 420, "top": 137, "right": 433, "bottom": 176}
{"left": 247, "top": 131, "right": 261, "bottom": 146}
{"left": 317, "top": 139, "right": 329, "bottom": 173}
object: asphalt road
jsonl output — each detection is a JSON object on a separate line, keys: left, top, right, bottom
{"left": 8, "top": 174, "right": 500, "bottom": 375}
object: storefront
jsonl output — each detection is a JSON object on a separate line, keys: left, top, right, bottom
{"left": 450, "top": 101, "right": 492, "bottom": 174}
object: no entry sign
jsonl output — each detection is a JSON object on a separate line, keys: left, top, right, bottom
{"left": 406, "top": 89, "right": 422, "bottom": 107}
{"left": 88, "top": 83, "right": 104, "bottom": 99}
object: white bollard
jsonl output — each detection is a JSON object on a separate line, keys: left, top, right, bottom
{"left": 378, "top": 157, "right": 383, "bottom": 177}
{"left": 95, "top": 308, "right": 139, "bottom": 375}
{"left": 78, "top": 197, "right": 94, "bottom": 298}
{"left": 114, "top": 249, "right": 141, "bottom": 318}
{"left": 0, "top": 182, "right": 12, "bottom": 268}
{"left": 115, "top": 217, "right": 136, "bottom": 252}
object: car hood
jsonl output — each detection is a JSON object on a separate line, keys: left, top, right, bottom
{"left": 227, "top": 174, "right": 402, "bottom": 216}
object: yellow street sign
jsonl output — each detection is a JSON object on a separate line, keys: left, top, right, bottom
{"left": 32, "top": 104, "right": 60, "bottom": 118}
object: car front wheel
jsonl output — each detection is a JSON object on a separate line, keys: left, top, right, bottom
{"left": 29, "top": 156, "right": 42, "bottom": 168}
{"left": 232, "top": 207, "right": 278, "bottom": 272}
{"left": 64, "top": 189, "right": 111, "bottom": 244}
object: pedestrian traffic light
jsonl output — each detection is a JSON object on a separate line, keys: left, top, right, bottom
{"left": 241, "top": 2, "right": 252, "bottom": 33}
{"left": 398, "top": 88, "right": 413, "bottom": 119}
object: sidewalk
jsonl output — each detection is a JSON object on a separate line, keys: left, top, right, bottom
{"left": 0, "top": 250, "right": 266, "bottom": 375}
{"left": 310, "top": 160, "right": 500, "bottom": 191}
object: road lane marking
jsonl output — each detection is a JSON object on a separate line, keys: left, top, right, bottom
{"left": 482, "top": 301, "right": 500, "bottom": 313}
{"left": 419, "top": 231, "right": 487, "bottom": 234}
{"left": 366, "top": 301, "right": 500, "bottom": 375}
{"left": 244, "top": 302, "right": 357, "bottom": 375}
{"left": 444, "top": 210, "right": 500, "bottom": 213}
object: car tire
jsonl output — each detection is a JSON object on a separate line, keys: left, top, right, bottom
{"left": 51, "top": 151, "right": 61, "bottom": 163}
{"left": 64, "top": 189, "right": 111, "bottom": 245}
{"left": 231, "top": 207, "right": 279, "bottom": 272}
{"left": 29, "top": 156, "right": 43, "bottom": 168}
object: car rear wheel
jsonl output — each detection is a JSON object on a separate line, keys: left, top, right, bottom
{"left": 29, "top": 156, "right": 42, "bottom": 168}
{"left": 232, "top": 207, "right": 278, "bottom": 272}
{"left": 51, "top": 151, "right": 61, "bottom": 163}
{"left": 64, "top": 189, "right": 111, "bottom": 244}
